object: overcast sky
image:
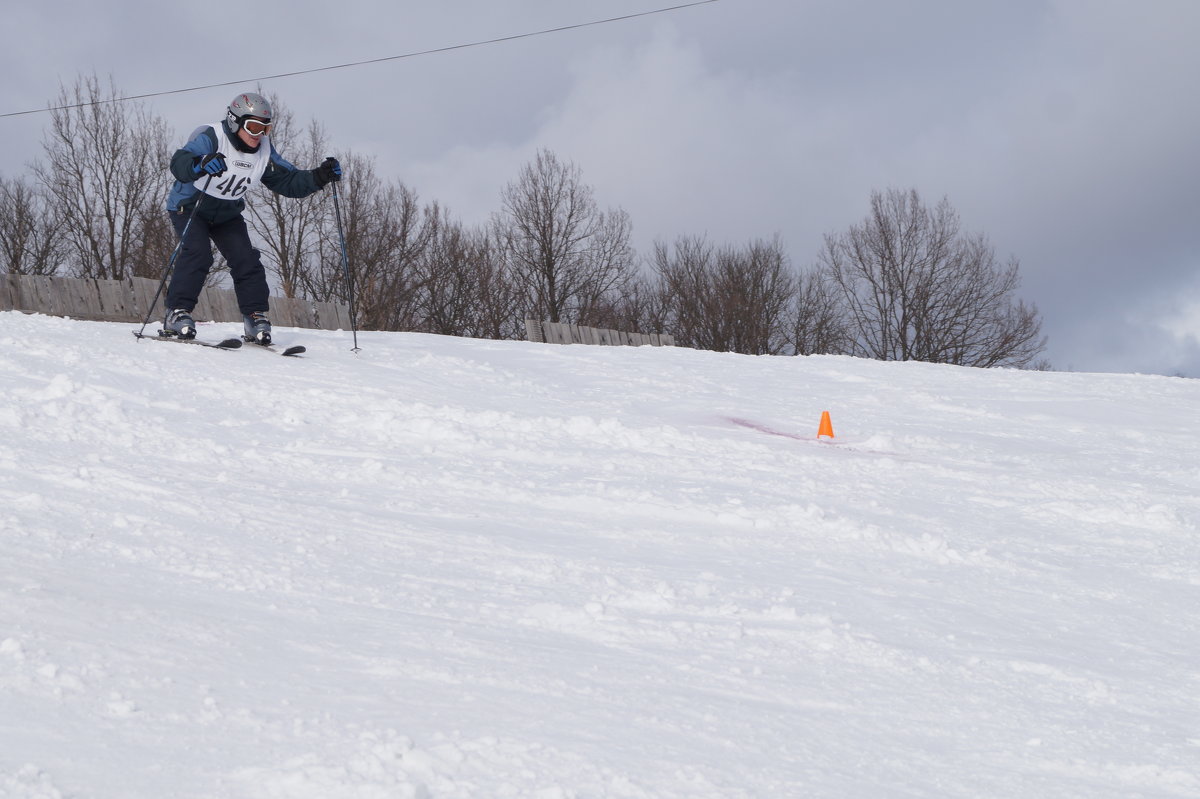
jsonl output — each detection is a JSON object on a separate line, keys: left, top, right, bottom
{"left": 5, "top": 0, "right": 1200, "bottom": 375}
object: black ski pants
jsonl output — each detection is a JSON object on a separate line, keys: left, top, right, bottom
{"left": 166, "top": 211, "right": 269, "bottom": 316}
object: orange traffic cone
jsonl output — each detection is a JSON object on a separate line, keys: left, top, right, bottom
{"left": 817, "top": 411, "right": 835, "bottom": 439}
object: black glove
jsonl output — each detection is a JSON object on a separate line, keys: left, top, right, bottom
{"left": 314, "top": 156, "right": 342, "bottom": 187}
{"left": 192, "top": 152, "right": 227, "bottom": 178}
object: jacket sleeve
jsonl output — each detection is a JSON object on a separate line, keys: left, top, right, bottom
{"left": 169, "top": 126, "right": 218, "bottom": 184}
{"left": 260, "top": 147, "right": 324, "bottom": 199}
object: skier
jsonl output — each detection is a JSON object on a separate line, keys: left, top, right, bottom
{"left": 162, "top": 91, "right": 341, "bottom": 345}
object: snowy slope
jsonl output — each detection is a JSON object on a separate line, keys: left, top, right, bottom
{"left": 1, "top": 311, "right": 1198, "bottom": 799}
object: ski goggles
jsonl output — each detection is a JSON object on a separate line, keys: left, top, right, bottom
{"left": 242, "top": 118, "right": 273, "bottom": 136}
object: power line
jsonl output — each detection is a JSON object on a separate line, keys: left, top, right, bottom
{"left": 0, "top": 1, "right": 719, "bottom": 119}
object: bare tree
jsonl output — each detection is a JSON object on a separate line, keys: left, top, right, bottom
{"left": 0, "top": 176, "right": 63, "bottom": 275}
{"left": 573, "top": 207, "right": 637, "bottom": 328}
{"left": 417, "top": 219, "right": 523, "bottom": 339}
{"left": 652, "top": 235, "right": 714, "bottom": 349}
{"left": 578, "top": 271, "right": 663, "bottom": 336}
{"left": 125, "top": 202, "right": 179, "bottom": 280}
{"left": 33, "top": 74, "right": 172, "bottom": 280}
{"left": 790, "top": 269, "right": 851, "bottom": 356}
{"left": 729, "top": 237, "right": 797, "bottom": 355}
{"left": 416, "top": 216, "right": 478, "bottom": 336}
{"left": 494, "top": 149, "right": 637, "bottom": 324}
{"left": 818, "top": 188, "right": 1046, "bottom": 368}
{"left": 464, "top": 232, "right": 525, "bottom": 341}
{"left": 332, "top": 174, "right": 435, "bottom": 331}
{"left": 654, "top": 235, "right": 796, "bottom": 355}
{"left": 244, "top": 98, "right": 328, "bottom": 299}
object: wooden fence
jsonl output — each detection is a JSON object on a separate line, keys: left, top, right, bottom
{"left": 0, "top": 274, "right": 352, "bottom": 330}
{"left": 0, "top": 275, "right": 676, "bottom": 347}
{"left": 525, "top": 319, "right": 674, "bottom": 347}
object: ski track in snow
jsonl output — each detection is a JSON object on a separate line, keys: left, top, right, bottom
{"left": 1, "top": 312, "right": 1198, "bottom": 798}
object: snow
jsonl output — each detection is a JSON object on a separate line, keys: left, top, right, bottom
{"left": 1, "top": 310, "right": 1198, "bottom": 799}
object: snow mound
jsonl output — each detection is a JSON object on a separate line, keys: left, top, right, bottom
{"left": 1, "top": 312, "right": 1197, "bottom": 798}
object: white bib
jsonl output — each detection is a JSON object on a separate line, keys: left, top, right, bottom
{"left": 196, "top": 122, "right": 270, "bottom": 201}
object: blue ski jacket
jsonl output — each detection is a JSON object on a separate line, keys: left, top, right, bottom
{"left": 166, "top": 121, "right": 324, "bottom": 225}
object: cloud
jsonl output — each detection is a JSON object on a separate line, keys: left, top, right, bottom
{"left": 401, "top": 25, "right": 876, "bottom": 254}
{"left": 8, "top": 0, "right": 1200, "bottom": 375}
{"left": 391, "top": 4, "right": 1200, "bottom": 375}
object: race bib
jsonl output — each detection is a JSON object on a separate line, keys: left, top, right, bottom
{"left": 197, "top": 122, "right": 270, "bottom": 201}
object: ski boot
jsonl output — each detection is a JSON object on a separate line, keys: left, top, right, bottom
{"left": 163, "top": 308, "right": 196, "bottom": 339}
{"left": 243, "top": 311, "right": 272, "bottom": 345}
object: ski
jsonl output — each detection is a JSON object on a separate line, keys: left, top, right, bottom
{"left": 133, "top": 331, "right": 242, "bottom": 350}
{"left": 242, "top": 338, "right": 306, "bottom": 357}
{"left": 132, "top": 329, "right": 304, "bottom": 356}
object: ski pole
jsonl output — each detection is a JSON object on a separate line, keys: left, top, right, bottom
{"left": 135, "top": 175, "right": 212, "bottom": 339}
{"left": 329, "top": 175, "right": 360, "bottom": 352}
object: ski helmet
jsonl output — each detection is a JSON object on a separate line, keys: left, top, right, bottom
{"left": 226, "top": 92, "right": 273, "bottom": 129}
